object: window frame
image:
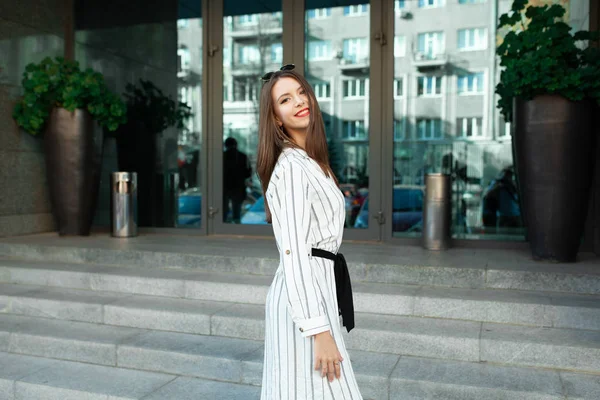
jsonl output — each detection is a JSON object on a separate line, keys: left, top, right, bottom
{"left": 417, "top": 75, "right": 443, "bottom": 97}
{"left": 416, "top": 118, "right": 443, "bottom": 140}
{"left": 457, "top": 27, "right": 488, "bottom": 51}
{"left": 343, "top": 78, "right": 368, "bottom": 99}
{"left": 457, "top": 72, "right": 485, "bottom": 95}
{"left": 456, "top": 117, "right": 484, "bottom": 138}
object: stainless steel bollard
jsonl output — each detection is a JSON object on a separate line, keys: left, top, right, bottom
{"left": 111, "top": 172, "right": 138, "bottom": 237}
{"left": 423, "top": 173, "right": 451, "bottom": 250}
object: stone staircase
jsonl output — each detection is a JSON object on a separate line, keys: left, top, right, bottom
{"left": 0, "top": 237, "right": 599, "bottom": 399}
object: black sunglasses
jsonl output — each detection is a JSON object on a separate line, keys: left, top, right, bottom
{"left": 261, "top": 64, "right": 295, "bottom": 82}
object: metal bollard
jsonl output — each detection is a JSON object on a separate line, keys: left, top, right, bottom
{"left": 423, "top": 173, "right": 451, "bottom": 250}
{"left": 111, "top": 172, "right": 138, "bottom": 237}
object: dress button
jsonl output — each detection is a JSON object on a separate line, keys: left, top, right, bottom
{"left": 285, "top": 250, "right": 291, "bottom": 255}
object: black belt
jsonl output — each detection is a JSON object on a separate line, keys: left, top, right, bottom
{"left": 311, "top": 248, "right": 355, "bottom": 333}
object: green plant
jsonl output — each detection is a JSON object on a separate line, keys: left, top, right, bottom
{"left": 496, "top": 0, "right": 600, "bottom": 121}
{"left": 123, "top": 79, "right": 193, "bottom": 134}
{"left": 12, "top": 57, "right": 127, "bottom": 135}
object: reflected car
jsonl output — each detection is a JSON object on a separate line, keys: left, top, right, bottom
{"left": 354, "top": 186, "right": 424, "bottom": 231}
{"left": 178, "top": 187, "right": 201, "bottom": 226}
{"left": 240, "top": 196, "right": 268, "bottom": 225}
{"left": 340, "top": 183, "right": 367, "bottom": 227}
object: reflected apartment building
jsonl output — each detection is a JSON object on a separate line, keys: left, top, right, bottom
{"left": 174, "top": 0, "right": 553, "bottom": 238}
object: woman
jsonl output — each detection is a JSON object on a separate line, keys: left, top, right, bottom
{"left": 257, "top": 64, "right": 363, "bottom": 400}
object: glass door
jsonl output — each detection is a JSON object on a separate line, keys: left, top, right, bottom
{"left": 386, "top": 0, "right": 525, "bottom": 241}
{"left": 208, "top": 0, "right": 284, "bottom": 235}
{"left": 208, "top": 0, "right": 383, "bottom": 240}
{"left": 304, "top": 0, "right": 383, "bottom": 241}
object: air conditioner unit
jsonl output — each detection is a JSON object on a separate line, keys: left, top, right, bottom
{"left": 398, "top": 10, "right": 409, "bottom": 18}
{"left": 415, "top": 52, "right": 426, "bottom": 61}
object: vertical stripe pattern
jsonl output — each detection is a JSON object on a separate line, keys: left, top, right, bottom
{"left": 261, "top": 148, "right": 363, "bottom": 400}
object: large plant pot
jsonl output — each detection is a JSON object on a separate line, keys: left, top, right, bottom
{"left": 44, "top": 108, "right": 104, "bottom": 236}
{"left": 513, "top": 95, "right": 597, "bottom": 262}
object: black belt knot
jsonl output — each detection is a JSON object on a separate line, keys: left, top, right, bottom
{"left": 311, "top": 248, "right": 355, "bottom": 333}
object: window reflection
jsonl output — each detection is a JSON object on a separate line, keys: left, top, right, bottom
{"left": 177, "top": 10, "right": 203, "bottom": 228}
{"left": 223, "top": 2, "right": 282, "bottom": 224}
{"left": 392, "top": 0, "right": 525, "bottom": 239}
{"left": 306, "top": 1, "right": 371, "bottom": 229}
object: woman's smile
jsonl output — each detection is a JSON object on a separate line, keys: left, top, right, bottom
{"left": 295, "top": 108, "right": 310, "bottom": 118}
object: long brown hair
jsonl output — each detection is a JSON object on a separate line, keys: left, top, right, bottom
{"left": 256, "top": 69, "right": 338, "bottom": 223}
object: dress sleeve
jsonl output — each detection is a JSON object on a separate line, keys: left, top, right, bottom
{"left": 276, "top": 161, "right": 330, "bottom": 338}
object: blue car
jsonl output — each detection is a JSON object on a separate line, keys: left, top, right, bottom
{"left": 178, "top": 187, "right": 202, "bottom": 226}
{"left": 240, "top": 196, "right": 268, "bottom": 225}
{"left": 354, "top": 186, "right": 424, "bottom": 231}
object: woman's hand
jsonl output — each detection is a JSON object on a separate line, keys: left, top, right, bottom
{"left": 314, "top": 330, "right": 344, "bottom": 382}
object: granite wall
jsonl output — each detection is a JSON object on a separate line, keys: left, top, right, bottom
{"left": 0, "top": 0, "right": 67, "bottom": 236}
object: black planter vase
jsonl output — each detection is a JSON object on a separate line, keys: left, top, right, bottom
{"left": 513, "top": 95, "right": 597, "bottom": 262}
{"left": 44, "top": 108, "right": 104, "bottom": 236}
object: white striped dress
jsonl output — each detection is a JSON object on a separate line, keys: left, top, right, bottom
{"left": 261, "top": 147, "right": 363, "bottom": 400}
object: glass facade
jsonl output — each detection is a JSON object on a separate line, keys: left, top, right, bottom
{"left": 176, "top": 3, "right": 203, "bottom": 228}
{"left": 392, "top": 0, "right": 522, "bottom": 240}
{"left": 305, "top": 2, "right": 371, "bottom": 229}
{"left": 222, "top": 1, "right": 282, "bottom": 225}
{"left": 47, "top": 0, "right": 590, "bottom": 242}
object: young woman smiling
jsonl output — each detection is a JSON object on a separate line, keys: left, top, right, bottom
{"left": 257, "top": 65, "right": 362, "bottom": 400}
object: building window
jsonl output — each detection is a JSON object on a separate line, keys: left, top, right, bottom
{"left": 343, "top": 38, "right": 369, "bottom": 63}
{"left": 307, "top": 40, "right": 331, "bottom": 61}
{"left": 313, "top": 82, "right": 331, "bottom": 99}
{"left": 177, "top": 19, "right": 188, "bottom": 29}
{"left": 223, "top": 47, "right": 231, "bottom": 66}
{"left": 238, "top": 14, "right": 258, "bottom": 25}
{"left": 418, "top": 76, "right": 442, "bottom": 96}
{"left": 417, "top": 32, "right": 444, "bottom": 59}
{"left": 499, "top": 117, "right": 511, "bottom": 137}
{"left": 223, "top": 84, "right": 230, "bottom": 102}
{"left": 238, "top": 45, "right": 260, "bottom": 64}
{"left": 177, "top": 46, "right": 190, "bottom": 74}
{"left": 343, "top": 5, "right": 368, "bottom": 16}
{"left": 307, "top": 8, "right": 331, "bottom": 19}
{"left": 271, "top": 43, "right": 283, "bottom": 63}
{"left": 419, "top": 0, "right": 443, "bottom": 8}
{"left": 457, "top": 117, "right": 483, "bottom": 137}
{"left": 416, "top": 118, "right": 443, "bottom": 139}
{"left": 343, "top": 79, "right": 367, "bottom": 98}
{"left": 233, "top": 78, "right": 259, "bottom": 102}
{"left": 394, "top": 36, "right": 406, "bottom": 57}
{"left": 458, "top": 28, "right": 487, "bottom": 51}
{"left": 394, "top": 119, "right": 406, "bottom": 140}
{"left": 394, "top": 78, "right": 403, "bottom": 98}
{"left": 457, "top": 72, "right": 484, "bottom": 94}
{"left": 395, "top": 0, "right": 406, "bottom": 10}
{"left": 343, "top": 120, "right": 367, "bottom": 140}
{"left": 459, "top": 0, "right": 486, "bottom": 3}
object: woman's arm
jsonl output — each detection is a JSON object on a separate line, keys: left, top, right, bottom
{"left": 275, "top": 161, "right": 330, "bottom": 338}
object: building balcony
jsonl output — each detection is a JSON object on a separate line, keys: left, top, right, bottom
{"left": 229, "top": 60, "right": 280, "bottom": 77}
{"left": 412, "top": 52, "right": 449, "bottom": 72}
{"left": 338, "top": 57, "right": 370, "bottom": 74}
{"left": 229, "top": 21, "right": 283, "bottom": 39}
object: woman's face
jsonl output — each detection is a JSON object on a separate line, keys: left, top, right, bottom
{"left": 271, "top": 77, "right": 310, "bottom": 136}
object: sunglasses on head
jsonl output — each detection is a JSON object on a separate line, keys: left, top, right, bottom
{"left": 261, "top": 64, "right": 295, "bottom": 82}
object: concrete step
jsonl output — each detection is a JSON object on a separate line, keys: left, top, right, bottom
{"left": 3, "top": 261, "right": 600, "bottom": 330}
{"left": 0, "top": 352, "right": 261, "bottom": 400}
{"left": 2, "top": 351, "right": 600, "bottom": 400}
{"left": 0, "top": 314, "right": 391, "bottom": 399}
{"left": 2, "top": 306, "right": 600, "bottom": 375}
{"left": 1, "top": 238, "right": 599, "bottom": 294}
